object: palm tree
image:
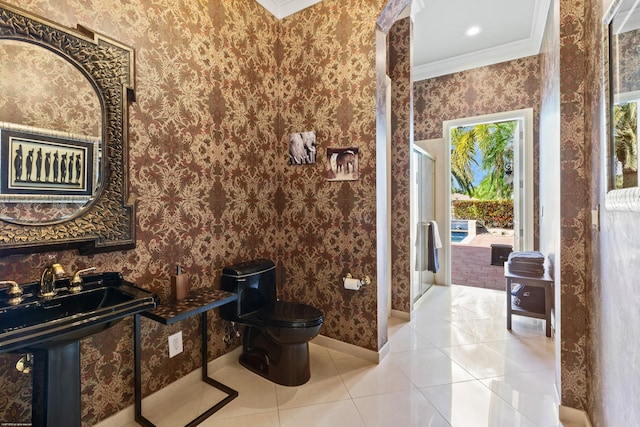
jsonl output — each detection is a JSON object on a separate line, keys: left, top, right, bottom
{"left": 476, "top": 121, "right": 515, "bottom": 199}
{"left": 450, "top": 126, "right": 478, "bottom": 196}
{"left": 614, "top": 102, "right": 638, "bottom": 188}
{"left": 450, "top": 121, "right": 515, "bottom": 199}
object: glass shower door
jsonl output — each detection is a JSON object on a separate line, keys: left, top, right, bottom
{"left": 411, "top": 147, "right": 436, "bottom": 303}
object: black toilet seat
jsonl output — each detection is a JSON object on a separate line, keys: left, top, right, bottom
{"left": 257, "top": 301, "right": 323, "bottom": 328}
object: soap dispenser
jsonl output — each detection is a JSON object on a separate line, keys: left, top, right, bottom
{"left": 170, "top": 265, "right": 188, "bottom": 300}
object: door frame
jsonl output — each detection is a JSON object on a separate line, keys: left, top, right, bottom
{"left": 442, "top": 108, "right": 534, "bottom": 286}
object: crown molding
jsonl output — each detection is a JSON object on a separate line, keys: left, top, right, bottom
{"left": 255, "top": 0, "right": 322, "bottom": 19}
{"left": 413, "top": 37, "right": 541, "bottom": 81}
{"left": 413, "top": 0, "right": 550, "bottom": 81}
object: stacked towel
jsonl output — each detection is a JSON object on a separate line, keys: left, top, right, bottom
{"left": 507, "top": 251, "right": 545, "bottom": 276}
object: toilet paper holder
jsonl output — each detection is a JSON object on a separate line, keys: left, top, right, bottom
{"left": 344, "top": 273, "right": 371, "bottom": 287}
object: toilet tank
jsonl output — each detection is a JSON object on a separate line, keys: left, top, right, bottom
{"left": 220, "top": 259, "right": 277, "bottom": 320}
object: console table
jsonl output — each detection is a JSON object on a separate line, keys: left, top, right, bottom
{"left": 504, "top": 262, "right": 554, "bottom": 337}
{"left": 134, "top": 288, "right": 239, "bottom": 427}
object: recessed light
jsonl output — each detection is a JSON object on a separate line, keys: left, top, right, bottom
{"left": 466, "top": 26, "right": 481, "bottom": 37}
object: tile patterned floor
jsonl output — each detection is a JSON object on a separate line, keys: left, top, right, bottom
{"left": 123, "top": 285, "right": 562, "bottom": 427}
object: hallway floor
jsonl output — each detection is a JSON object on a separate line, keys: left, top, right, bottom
{"left": 123, "top": 285, "right": 568, "bottom": 427}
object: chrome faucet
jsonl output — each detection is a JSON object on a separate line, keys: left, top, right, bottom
{"left": 69, "top": 267, "right": 97, "bottom": 293}
{"left": 0, "top": 280, "right": 23, "bottom": 306}
{"left": 40, "top": 263, "right": 66, "bottom": 297}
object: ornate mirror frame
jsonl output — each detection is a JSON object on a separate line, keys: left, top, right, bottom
{"left": 604, "top": 0, "right": 640, "bottom": 212}
{"left": 0, "top": 2, "right": 136, "bottom": 255}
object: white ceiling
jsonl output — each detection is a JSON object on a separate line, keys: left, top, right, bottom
{"left": 256, "top": 0, "right": 551, "bottom": 81}
{"left": 255, "top": 0, "right": 322, "bottom": 19}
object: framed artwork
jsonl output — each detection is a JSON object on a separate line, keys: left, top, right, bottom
{"left": 0, "top": 127, "right": 96, "bottom": 201}
{"left": 326, "top": 147, "right": 359, "bottom": 181}
{"left": 289, "top": 130, "right": 317, "bottom": 165}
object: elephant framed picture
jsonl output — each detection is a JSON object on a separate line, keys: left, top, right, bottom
{"left": 289, "top": 130, "right": 317, "bottom": 165}
{"left": 326, "top": 147, "right": 359, "bottom": 181}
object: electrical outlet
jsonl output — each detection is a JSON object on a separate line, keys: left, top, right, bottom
{"left": 591, "top": 205, "right": 600, "bottom": 231}
{"left": 168, "top": 331, "right": 183, "bottom": 358}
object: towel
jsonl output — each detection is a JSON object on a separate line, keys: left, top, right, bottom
{"left": 508, "top": 251, "right": 545, "bottom": 263}
{"left": 427, "top": 221, "right": 441, "bottom": 273}
{"left": 508, "top": 251, "right": 545, "bottom": 276}
{"left": 430, "top": 220, "right": 442, "bottom": 249}
{"left": 416, "top": 221, "right": 443, "bottom": 273}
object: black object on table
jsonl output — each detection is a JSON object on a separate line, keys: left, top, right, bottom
{"left": 490, "top": 243, "right": 513, "bottom": 266}
{"left": 134, "top": 288, "right": 239, "bottom": 427}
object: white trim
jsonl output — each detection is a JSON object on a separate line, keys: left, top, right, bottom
{"left": 385, "top": 75, "right": 393, "bottom": 319}
{"left": 409, "top": 0, "right": 425, "bottom": 22}
{"left": 530, "top": 0, "right": 552, "bottom": 57}
{"left": 391, "top": 308, "right": 411, "bottom": 320}
{"left": 255, "top": 0, "right": 322, "bottom": 19}
{"left": 414, "top": 0, "right": 550, "bottom": 81}
{"left": 559, "top": 405, "right": 593, "bottom": 427}
{"left": 605, "top": 187, "right": 640, "bottom": 211}
{"left": 414, "top": 38, "right": 541, "bottom": 81}
{"left": 613, "top": 88, "right": 640, "bottom": 104}
{"left": 312, "top": 334, "right": 387, "bottom": 363}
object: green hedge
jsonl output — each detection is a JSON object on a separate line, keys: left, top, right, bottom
{"left": 452, "top": 199, "right": 513, "bottom": 228}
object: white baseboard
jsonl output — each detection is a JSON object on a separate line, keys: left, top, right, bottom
{"left": 311, "top": 334, "right": 385, "bottom": 363}
{"left": 559, "top": 405, "right": 593, "bottom": 427}
{"left": 390, "top": 308, "right": 411, "bottom": 320}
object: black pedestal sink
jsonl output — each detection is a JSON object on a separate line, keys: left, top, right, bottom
{"left": 0, "top": 272, "right": 157, "bottom": 427}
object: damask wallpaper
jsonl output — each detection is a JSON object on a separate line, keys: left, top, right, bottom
{"left": 277, "top": 0, "right": 386, "bottom": 351}
{"left": 388, "top": 18, "right": 412, "bottom": 313}
{"left": 0, "top": 0, "right": 391, "bottom": 424}
{"left": 613, "top": 27, "right": 640, "bottom": 94}
{"left": 0, "top": 41, "right": 100, "bottom": 137}
{"left": 558, "top": 0, "right": 591, "bottom": 411}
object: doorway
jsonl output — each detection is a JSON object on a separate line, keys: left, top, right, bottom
{"left": 443, "top": 109, "right": 534, "bottom": 287}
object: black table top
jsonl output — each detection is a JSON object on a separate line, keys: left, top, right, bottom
{"left": 141, "top": 288, "right": 237, "bottom": 325}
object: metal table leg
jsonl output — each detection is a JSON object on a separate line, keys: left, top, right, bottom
{"left": 134, "top": 313, "right": 238, "bottom": 427}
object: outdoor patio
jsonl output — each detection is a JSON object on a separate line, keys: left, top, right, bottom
{"left": 451, "top": 231, "right": 513, "bottom": 291}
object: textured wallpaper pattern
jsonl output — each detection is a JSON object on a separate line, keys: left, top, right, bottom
{"left": 584, "top": 0, "right": 603, "bottom": 420}
{"left": 0, "top": 0, "right": 392, "bottom": 424}
{"left": 559, "top": 0, "right": 590, "bottom": 410}
{"left": 277, "top": 0, "right": 386, "bottom": 351}
{"left": 389, "top": 18, "right": 412, "bottom": 313}
{"left": 614, "top": 28, "right": 640, "bottom": 94}
{"left": 0, "top": 0, "right": 279, "bottom": 424}
{"left": 414, "top": 57, "right": 541, "bottom": 143}
{"left": 0, "top": 41, "right": 100, "bottom": 136}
